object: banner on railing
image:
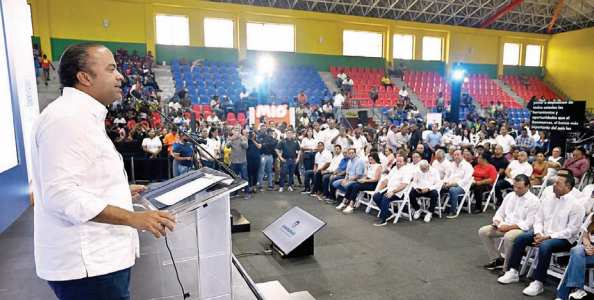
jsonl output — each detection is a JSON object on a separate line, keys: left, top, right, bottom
{"left": 249, "top": 105, "right": 295, "bottom": 128}
{"left": 426, "top": 113, "right": 443, "bottom": 128}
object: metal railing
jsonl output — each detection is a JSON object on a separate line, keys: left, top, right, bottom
{"left": 344, "top": 98, "right": 386, "bottom": 125}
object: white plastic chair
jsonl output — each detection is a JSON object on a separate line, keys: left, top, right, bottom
{"left": 441, "top": 187, "right": 471, "bottom": 216}
{"left": 386, "top": 184, "right": 413, "bottom": 224}
{"left": 355, "top": 177, "right": 386, "bottom": 213}
{"left": 416, "top": 189, "right": 442, "bottom": 218}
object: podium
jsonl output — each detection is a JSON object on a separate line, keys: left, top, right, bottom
{"left": 133, "top": 167, "right": 257, "bottom": 300}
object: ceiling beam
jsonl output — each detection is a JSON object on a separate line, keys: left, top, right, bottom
{"left": 547, "top": 0, "right": 564, "bottom": 33}
{"left": 476, "top": 0, "right": 526, "bottom": 29}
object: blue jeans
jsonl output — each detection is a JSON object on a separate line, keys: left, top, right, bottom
{"left": 177, "top": 163, "right": 192, "bottom": 176}
{"left": 507, "top": 232, "right": 572, "bottom": 283}
{"left": 442, "top": 186, "right": 465, "bottom": 214}
{"left": 280, "top": 158, "right": 296, "bottom": 188}
{"left": 173, "top": 159, "right": 180, "bottom": 177}
{"left": 345, "top": 182, "right": 377, "bottom": 202}
{"left": 48, "top": 268, "right": 131, "bottom": 300}
{"left": 372, "top": 192, "right": 403, "bottom": 221}
{"left": 557, "top": 245, "right": 594, "bottom": 299}
{"left": 259, "top": 155, "right": 273, "bottom": 188}
{"left": 323, "top": 175, "right": 344, "bottom": 198}
{"left": 201, "top": 159, "right": 215, "bottom": 169}
{"left": 331, "top": 179, "right": 357, "bottom": 199}
{"left": 304, "top": 170, "right": 314, "bottom": 190}
{"left": 231, "top": 162, "right": 249, "bottom": 195}
{"left": 333, "top": 106, "right": 342, "bottom": 123}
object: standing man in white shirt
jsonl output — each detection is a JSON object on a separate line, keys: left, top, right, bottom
{"left": 442, "top": 150, "right": 475, "bottom": 218}
{"left": 323, "top": 119, "right": 339, "bottom": 151}
{"left": 31, "top": 43, "right": 176, "bottom": 300}
{"left": 495, "top": 126, "right": 515, "bottom": 155}
{"left": 333, "top": 91, "right": 345, "bottom": 123}
{"left": 478, "top": 174, "right": 540, "bottom": 273}
{"left": 409, "top": 160, "right": 442, "bottom": 222}
{"left": 494, "top": 151, "right": 533, "bottom": 206}
{"left": 498, "top": 174, "right": 585, "bottom": 296}
{"left": 351, "top": 128, "right": 368, "bottom": 154}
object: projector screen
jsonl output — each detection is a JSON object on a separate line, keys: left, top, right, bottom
{"left": 0, "top": 16, "right": 19, "bottom": 174}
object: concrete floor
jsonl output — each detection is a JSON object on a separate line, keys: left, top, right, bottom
{"left": 0, "top": 189, "right": 589, "bottom": 300}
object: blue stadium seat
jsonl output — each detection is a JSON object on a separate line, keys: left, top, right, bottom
{"left": 209, "top": 61, "right": 218, "bottom": 68}
{"left": 172, "top": 59, "right": 180, "bottom": 66}
{"left": 227, "top": 62, "right": 236, "bottom": 68}
{"left": 200, "top": 96, "right": 209, "bottom": 105}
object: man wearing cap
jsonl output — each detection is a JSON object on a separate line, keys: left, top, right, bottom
{"left": 562, "top": 147, "right": 590, "bottom": 182}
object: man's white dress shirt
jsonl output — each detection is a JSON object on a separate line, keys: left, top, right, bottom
{"left": 494, "top": 191, "right": 540, "bottom": 231}
{"left": 533, "top": 192, "right": 585, "bottom": 243}
{"left": 31, "top": 88, "right": 138, "bottom": 281}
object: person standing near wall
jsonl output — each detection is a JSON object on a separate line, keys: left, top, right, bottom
{"left": 31, "top": 43, "right": 176, "bottom": 300}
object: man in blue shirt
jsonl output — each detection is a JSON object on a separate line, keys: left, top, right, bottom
{"left": 172, "top": 134, "right": 195, "bottom": 176}
{"left": 320, "top": 146, "right": 351, "bottom": 203}
{"left": 425, "top": 124, "right": 443, "bottom": 157}
{"left": 329, "top": 148, "right": 364, "bottom": 202}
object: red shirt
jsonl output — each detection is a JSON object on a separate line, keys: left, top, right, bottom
{"left": 41, "top": 59, "right": 50, "bottom": 68}
{"left": 473, "top": 164, "right": 498, "bottom": 187}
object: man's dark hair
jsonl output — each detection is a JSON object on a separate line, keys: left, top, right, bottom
{"left": 514, "top": 174, "right": 530, "bottom": 187}
{"left": 58, "top": 43, "right": 104, "bottom": 88}
{"left": 558, "top": 174, "right": 576, "bottom": 189}
{"left": 479, "top": 152, "right": 492, "bottom": 161}
{"left": 43, "top": 54, "right": 47, "bottom": 58}
{"left": 318, "top": 142, "right": 324, "bottom": 148}
{"left": 559, "top": 168, "right": 574, "bottom": 177}
{"left": 334, "top": 144, "right": 342, "bottom": 150}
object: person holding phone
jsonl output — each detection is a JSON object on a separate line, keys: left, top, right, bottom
{"left": 478, "top": 174, "right": 540, "bottom": 273}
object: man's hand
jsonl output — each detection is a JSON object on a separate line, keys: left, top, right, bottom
{"left": 386, "top": 191, "right": 394, "bottom": 198}
{"left": 497, "top": 225, "right": 513, "bottom": 233}
{"left": 130, "top": 185, "right": 147, "bottom": 196}
{"left": 533, "top": 234, "right": 550, "bottom": 246}
{"left": 586, "top": 244, "right": 594, "bottom": 256}
{"left": 280, "top": 157, "right": 286, "bottom": 163}
{"left": 422, "top": 188, "right": 428, "bottom": 194}
{"left": 341, "top": 180, "right": 346, "bottom": 186}
{"left": 492, "top": 220, "right": 501, "bottom": 227}
{"left": 130, "top": 210, "right": 177, "bottom": 238}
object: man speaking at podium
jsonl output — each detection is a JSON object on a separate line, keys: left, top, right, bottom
{"left": 30, "top": 43, "right": 177, "bottom": 300}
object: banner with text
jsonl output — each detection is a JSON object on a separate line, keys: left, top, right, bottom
{"left": 530, "top": 101, "right": 586, "bottom": 132}
{"left": 249, "top": 105, "right": 294, "bottom": 128}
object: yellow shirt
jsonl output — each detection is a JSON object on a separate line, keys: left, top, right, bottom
{"left": 381, "top": 77, "right": 391, "bottom": 84}
{"left": 223, "top": 144, "right": 232, "bottom": 165}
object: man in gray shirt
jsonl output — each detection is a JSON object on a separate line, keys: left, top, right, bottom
{"left": 227, "top": 126, "right": 250, "bottom": 199}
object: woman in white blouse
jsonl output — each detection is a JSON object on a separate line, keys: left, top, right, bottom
{"left": 459, "top": 129, "right": 474, "bottom": 149}
{"left": 142, "top": 129, "right": 163, "bottom": 181}
{"left": 337, "top": 152, "right": 383, "bottom": 213}
{"left": 300, "top": 128, "right": 318, "bottom": 172}
{"left": 469, "top": 127, "right": 479, "bottom": 145}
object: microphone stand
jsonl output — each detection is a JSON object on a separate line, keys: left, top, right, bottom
{"left": 140, "top": 98, "right": 238, "bottom": 179}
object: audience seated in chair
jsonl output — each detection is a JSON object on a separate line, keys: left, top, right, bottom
{"left": 494, "top": 151, "right": 533, "bottom": 206}
{"left": 409, "top": 160, "right": 442, "bottom": 223}
{"left": 471, "top": 152, "right": 498, "bottom": 213}
{"left": 372, "top": 155, "right": 412, "bottom": 226}
{"left": 442, "top": 150, "right": 474, "bottom": 218}
{"left": 336, "top": 152, "right": 383, "bottom": 213}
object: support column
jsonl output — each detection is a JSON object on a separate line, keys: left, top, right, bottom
{"left": 237, "top": 12, "right": 247, "bottom": 61}
{"left": 35, "top": 0, "right": 52, "bottom": 60}
{"left": 144, "top": 3, "right": 155, "bottom": 57}
{"left": 384, "top": 26, "right": 391, "bottom": 72}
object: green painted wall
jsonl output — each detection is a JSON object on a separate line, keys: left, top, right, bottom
{"left": 458, "top": 62, "right": 498, "bottom": 79}
{"left": 503, "top": 66, "right": 544, "bottom": 80}
{"left": 393, "top": 59, "right": 446, "bottom": 77}
{"left": 155, "top": 45, "right": 239, "bottom": 66}
{"left": 32, "top": 36, "right": 41, "bottom": 47}
{"left": 247, "top": 50, "right": 385, "bottom": 71}
{"left": 50, "top": 38, "right": 146, "bottom": 61}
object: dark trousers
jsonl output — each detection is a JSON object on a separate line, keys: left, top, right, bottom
{"left": 313, "top": 171, "right": 324, "bottom": 193}
{"left": 495, "top": 180, "right": 512, "bottom": 205}
{"left": 472, "top": 184, "right": 491, "bottom": 211}
{"left": 372, "top": 192, "right": 403, "bottom": 221}
{"left": 324, "top": 175, "right": 344, "bottom": 198}
{"left": 345, "top": 182, "right": 377, "bottom": 202}
{"left": 280, "top": 158, "right": 296, "bottom": 188}
{"left": 409, "top": 189, "right": 439, "bottom": 213}
{"left": 247, "top": 157, "right": 260, "bottom": 188}
{"left": 48, "top": 268, "right": 131, "bottom": 300}
{"left": 507, "top": 232, "right": 572, "bottom": 282}
{"left": 231, "top": 162, "right": 249, "bottom": 194}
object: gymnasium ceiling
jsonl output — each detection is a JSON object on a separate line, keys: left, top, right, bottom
{"left": 202, "top": 0, "right": 594, "bottom": 34}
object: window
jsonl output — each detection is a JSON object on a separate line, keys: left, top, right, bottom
{"left": 156, "top": 15, "right": 189, "bottom": 46}
{"left": 393, "top": 34, "right": 414, "bottom": 60}
{"left": 247, "top": 23, "right": 294, "bottom": 52}
{"left": 422, "top": 37, "right": 442, "bottom": 61}
{"left": 343, "top": 30, "right": 383, "bottom": 58}
{"left": 525, "top": 45, "right": 542, "bottom": 67}
{"left": 503, "top": 43, "right": 521, "bottom": 66}
{"left": 204, "top": 18, "right": 234, "bottom": 49}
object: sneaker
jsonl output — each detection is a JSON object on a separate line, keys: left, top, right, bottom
{"left": 326, "top": 199, "right": 337, "bottom": 204}
{"left": 424, "top": 213, "right": 433, "bottom": 223}
{"left": 472, "top": 209, "right": 482, "bottom": 214}
{"left": 244, "top": 194, "right": 251, "bottom": 200}
{"left": 336, "top": 203, "right": 346, "bottom": 210}
{"left": 343, "top": 206, "right": 354, "bottom": 213}
{"left": 317, "top": 196, "right": 326, "bottom": 201}
{"left": 569, "top": 288, "right": 587, "bottom": 300}
{"left": 497, "top": 269, "right": 519, "bottom": 284}
{"left": 300, "top": 189, "right": 310, "bottom": 194}
{"left": 484, "top": 258, "right": 504, "bottom": 270}
{"left": 413, "top": 209, "right": 422, "bottom": 219}
{"left": 446, "top": 212, "right": 458, "bottom": 219}
{"left": 374, "top": 219, "right": 388, "bottom": 226}
{"left": 287, "top": 186, "right": 294, "bottom": 192}
{"left": 279, "top": 187, "right": 284, "bottom": 192}
{"left": 267, "top": 186, "right": 275, "bottom": 191}
{"left": 522, "top": 281, "right": 544, "bottom": 296}
{"left": 259, "top": 187, "right": 264, "bottom": 192}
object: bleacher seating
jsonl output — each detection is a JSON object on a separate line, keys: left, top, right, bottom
{"left": 270, "top": 65, "right": 330, "bottom": 106}
{"left": 330, "top": 66, "right": 403, "bottom": 107}
{"left": 171, "top": 60, "right": 243, "bottom": 105}
{"left": 464, "top": 74, "right": 521, "bottom": 109}
{"left": 499, "top": 75, "right": 562, "bottom": 103}
{"left": 402, "top": 70, "right": 451, "bottom": 108}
